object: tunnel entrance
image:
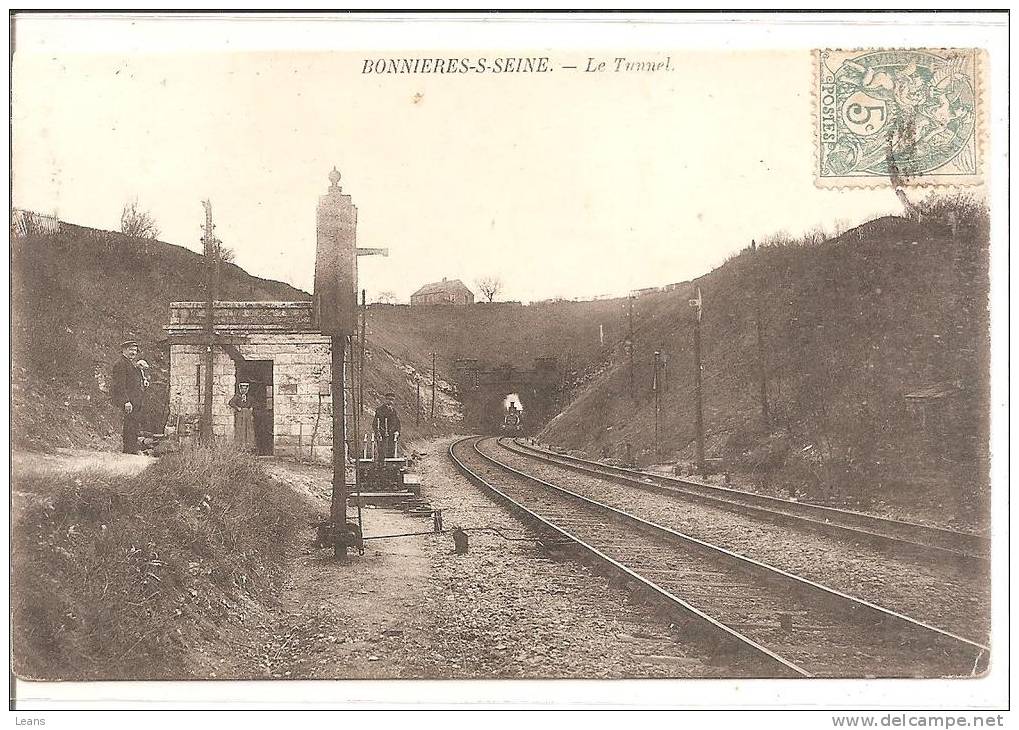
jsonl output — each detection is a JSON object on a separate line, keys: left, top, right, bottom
{"left": 453, "top": 358, "right": 560, "bottom": 434}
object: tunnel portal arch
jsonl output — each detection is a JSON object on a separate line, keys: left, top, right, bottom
{"left": 453, "top": 357, "right": 560, "bottom": 434}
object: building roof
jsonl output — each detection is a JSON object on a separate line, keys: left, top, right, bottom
{"left": 411, "top": 278, "right": 474, "bottom": 298}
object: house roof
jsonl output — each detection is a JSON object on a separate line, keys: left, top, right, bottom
{"left": 411, "top": 278, "right": 474, "bottom": 298}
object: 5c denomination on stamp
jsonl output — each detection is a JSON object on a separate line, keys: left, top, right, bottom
{"left": 815, "top": 48, "right": 983, "bottom": 188}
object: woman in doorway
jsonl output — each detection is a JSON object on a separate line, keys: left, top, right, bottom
{"left": 229, "top": 382, "right": 256, "bottom": 451}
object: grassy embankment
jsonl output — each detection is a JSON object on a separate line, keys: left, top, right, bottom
{"left": 12, "top": 446, "right": 311, "bottom": 680}
{"left": 540, "top": 199, "right": 989, "bottom": 528}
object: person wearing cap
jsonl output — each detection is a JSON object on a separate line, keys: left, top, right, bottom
{"left": 110, "top": 340, "right": 145, "bottom": 454}
{"left": 373, "top": 392, "right": 401, "bottom": 463}
{"left": 228, "top": 382, "right": 256, "bottom": 451}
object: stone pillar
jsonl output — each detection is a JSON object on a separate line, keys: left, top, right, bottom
{"left": 313, "top": 168, "right": 358, "bottom": 558}
{"left": 314, "top": 167, "right": 358, "bottom": 335}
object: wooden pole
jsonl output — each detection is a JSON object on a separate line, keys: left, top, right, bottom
{"left": 417, "top": 380, "right": 421, "bottom": 426}
{"left": 349, "top": 333, "right": 363, "bottom": 549}
{"left": 201, "top": 201, "right": 216, "bottom": 444}
{"left": 753, "top": 244, "right": 770, "bottom": 430}
{"left": 628, "top": 295, "right": 636, "bottom": 403}
{"left": 754, "top": 305, "right": 770, "bottom": 429}
{"left": 359, "top": 289, "right": 366, "bottom": 415}
{"left": 653, "top": 351, "right": 661, "bottom": 460}
{"left": 693, "top": 316, "right": 706, "bottom": 472}
{"left": 430, "top": 352, "right": 437, "bottom": 420}
{"left": 330, "top": 334, "right": 347, "bottom": 560}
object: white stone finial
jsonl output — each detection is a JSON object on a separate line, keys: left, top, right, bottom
{"left": 328, "top": 167, "right": 341, "bottom": 190}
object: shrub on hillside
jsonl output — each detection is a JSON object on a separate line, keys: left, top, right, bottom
{"left": 722, "top": 428, "right": 791, "bottom": 486}
{"left": 11, "top": 445, "right": 310, "bottom": 680}
{"left": 915, "top": 191, "right": 988, "bottom": 228}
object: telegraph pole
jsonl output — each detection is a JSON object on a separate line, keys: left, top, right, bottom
{"left": 653, "top": 350, "right": 661, "bottom": 460}
{"left": 430, "top": 352, "right": 437, "bottom": 420}
{"left": 752, "top": 241, "right": 770, "bottom": 430}
{"left": 689, "top": 287, "right": 706, "bottom": 472}
{"left": 627, "top": 295, "right": 636, "bottom": 403}
{"left": 358, "top": 289, "right": 367, "bottom": 415}
{"left": 200, "top": 201, "right": 219, "bottom": 444}
{"left": 416, "top": 380, "right": 422, "bottom": 426}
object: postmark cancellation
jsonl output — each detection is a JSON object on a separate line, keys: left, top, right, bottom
{"left": 815, "top": 48, "right": 983, "bottom": 188}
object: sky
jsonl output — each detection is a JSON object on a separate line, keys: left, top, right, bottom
{"left": 11, "top": 17, "right": 925, "bottom": 303}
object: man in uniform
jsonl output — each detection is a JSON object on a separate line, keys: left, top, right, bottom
{"left": 110, "top": 339, "right": 145, "bottom": 454}
{"left": 373, "top": 391, "right": 401, "bottom": 463}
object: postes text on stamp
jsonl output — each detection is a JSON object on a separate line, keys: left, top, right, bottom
{"left": 816, "top": 48, "right": 982, "bottom": 188}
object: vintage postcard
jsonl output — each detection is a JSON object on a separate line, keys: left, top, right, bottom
{"left": 7, "top": 10, "right": 1009, "bottom": 719}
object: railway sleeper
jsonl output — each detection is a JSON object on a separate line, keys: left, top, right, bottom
{"left": 475, "top": 438, "right": 989, "bottom": 676}
{"left": 508, "top": 439, "right": 988, "bottom": 563}
{"left": 575, "top": 484, "right": 983, "bottom": 660}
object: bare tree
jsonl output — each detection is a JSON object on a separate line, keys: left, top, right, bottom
{"left": 476, "top": 276, "right": 503, "bottom": 303}
{"left": 757, "top": 229, "right": 792, "bottom": 248}
{"left": 120, "top": 200, "right": 160, "bottom": 240}
{"left": 801, "top": 224, "right": 829, "bottom": 247}
{"left": 915, "top": 191, "right": 988, "bottom": 227}
{"left": 217, "top": 244, "right": 236, "bottom": 264}
{"left": 375, "top": 290, "right": 398, "bottom": 305}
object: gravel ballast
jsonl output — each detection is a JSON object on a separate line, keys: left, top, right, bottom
{"left": 482, "top": 439, "right": 991, "bottom": 644}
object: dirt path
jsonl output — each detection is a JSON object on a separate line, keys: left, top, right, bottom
{"left": 10, "top": 440, "right": 738, "bottom": 680}
{"left": 255, "top": 437, "right": 732, "bottom": 679}
{"left": 13, "top": 448, "right": 155, "bottom": 480}
{"left": 12, "top": 448, "right": 156, "bottom": 519}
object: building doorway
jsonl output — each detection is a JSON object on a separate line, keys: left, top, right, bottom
{"left": 235, "top": 360, "right": 273, "bottom": 455}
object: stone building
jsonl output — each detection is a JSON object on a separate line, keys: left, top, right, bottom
{"left": 410, "top": 277, "right": 475, "bottom": 306}
{"left": 164, "top": 168, "right": 372, "bottom": 464}
{"left": 164, "top": 300, "right": 334, "bottom": 461}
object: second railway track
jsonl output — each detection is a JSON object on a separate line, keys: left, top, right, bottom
{"left": 450, "top": 435, "right": 990, "bottom": 679}
{"left": 498, "top": 438, "right": 990, "bottom": 641}
{"left": 507, "top": 438, "right": 989, "bottom": 565}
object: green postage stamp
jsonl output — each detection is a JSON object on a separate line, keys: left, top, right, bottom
{"left": 815, "top": 48, "right": 983, "bottom": 188}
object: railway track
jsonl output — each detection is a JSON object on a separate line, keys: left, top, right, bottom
{"left": 507, "top": 438, "right": 989, "bottom": 565}
{"left": 449, "top": 435, "right": 990, "bottom": 679}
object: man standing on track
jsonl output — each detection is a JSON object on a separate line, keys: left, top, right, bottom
{"left": 110, "top": 339, "right": 145, "bottom": 454}
{"left": 373, "top": 391, "right": 401, "bottom": 463}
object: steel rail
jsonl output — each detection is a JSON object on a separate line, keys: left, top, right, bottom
{"left": 475, "top": 437, "right": 989, "bottom": 676}
{"left": 448, "top": 436, "right": 812, "bottom": 678}
{"left": 508, "top": 438, "right": 989, "bottom": 564}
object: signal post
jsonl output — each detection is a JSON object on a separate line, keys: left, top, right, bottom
{"left": 314, "top": 167, "right": 386, "bottom": 560}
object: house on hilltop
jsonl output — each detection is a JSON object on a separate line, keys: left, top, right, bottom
{"left": 410, "top": 277, "right": 475, "bottom": 306}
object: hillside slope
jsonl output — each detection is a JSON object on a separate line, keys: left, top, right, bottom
{"left": 539, "top": 208, "right": 990, "bottom": 527}
{"left": 11, "top": 219, "right": 616, "bottom": 450}
{"left": 366, "top": 297, "right": 630, "bottom": 383}
{"left": 11, "top": 223, "right": 313, "bottom": 449}
{"left": 12, "top": 222, "right": 469, "bottom": 450}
